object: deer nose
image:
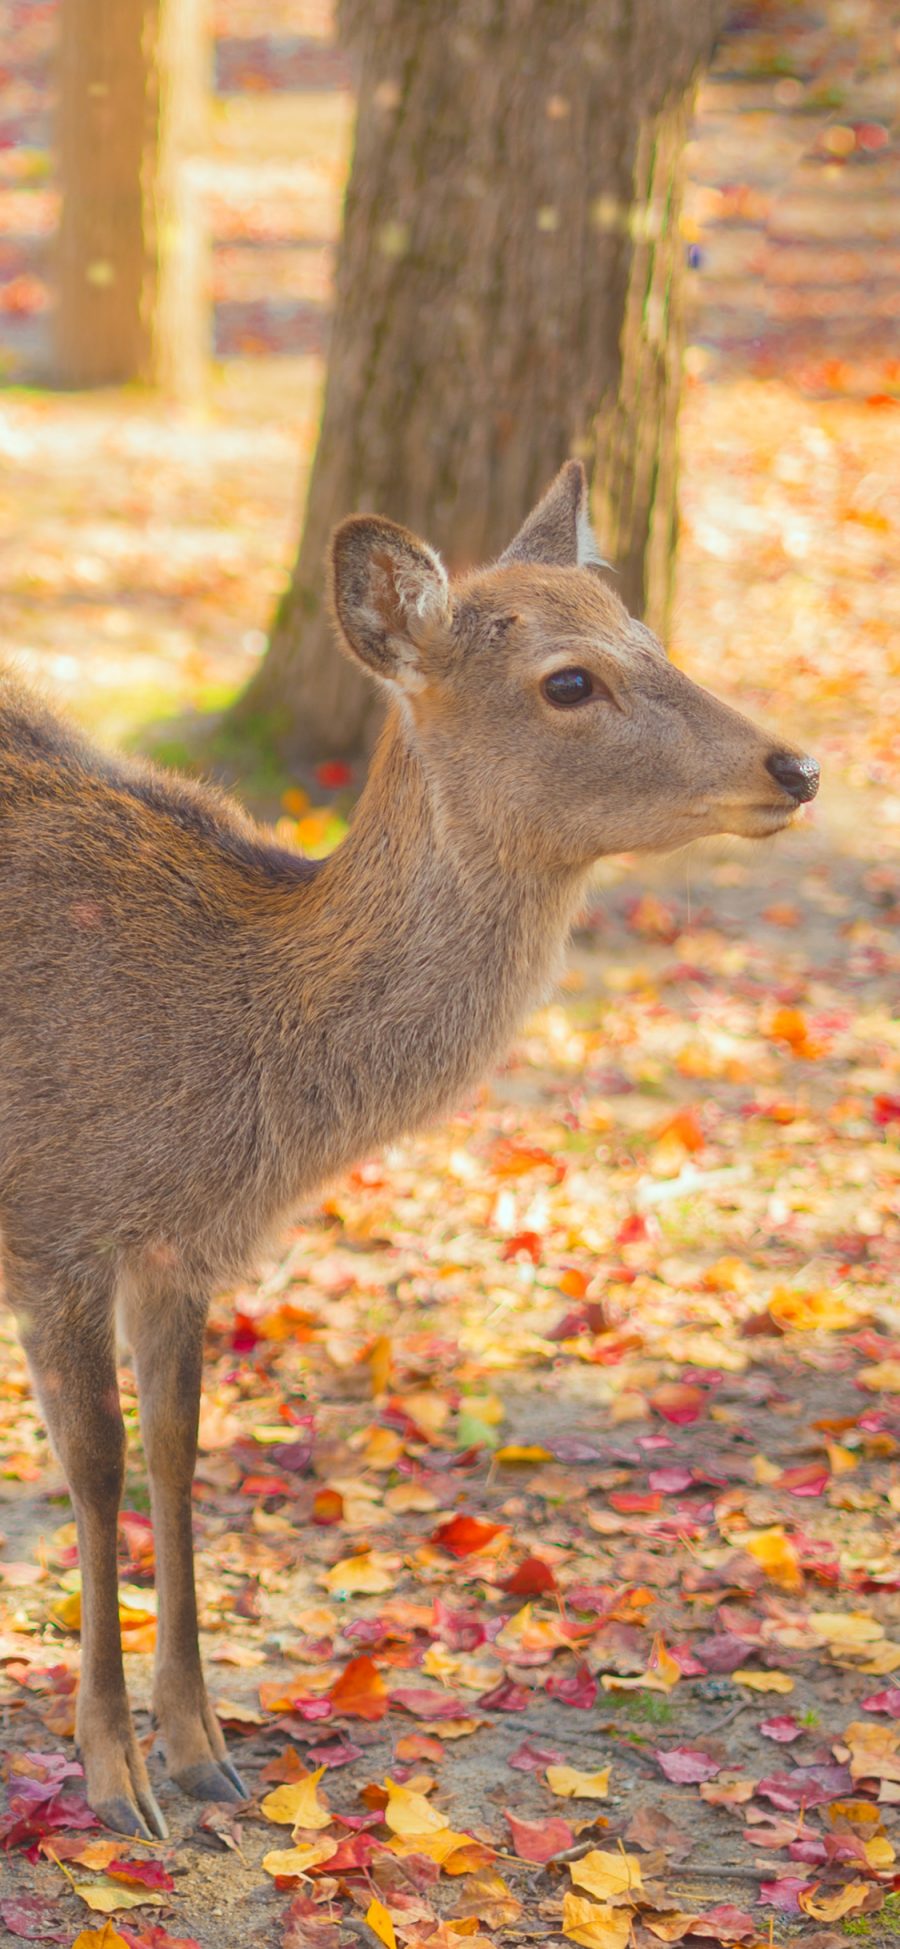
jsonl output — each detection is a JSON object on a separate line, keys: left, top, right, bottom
{"left": 766, "top": 750, "right": 820, "bottom": 803}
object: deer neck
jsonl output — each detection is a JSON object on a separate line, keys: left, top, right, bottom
{"left": 268, "top": 710, "right": 586, "bottom": 1181}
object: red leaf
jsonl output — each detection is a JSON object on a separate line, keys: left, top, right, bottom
{"left": 390, "top": 1688, "right": 470, "bottom": 1719}
{"left": 774, "top": 1463, "right": 828, "bottom": 1497}
{"left": 327, "top": 1834, "right": 379, "bottom": 1872}
{"left": 508, "top": 1739, "right": 566, "bottom": 1773}
{"left": 501, "top": 1556, "right": 558, "bottom": 1596}
{"left": 861, "top": 1688, "right": 900, "bottom": 1716}
{"left": 0, "top": 1893, "right": 70, "bottom": 1941}
{"left": 655, "top": 1747, "right": 721, "bottom": 1784}
{"left": 477, "top": 1679, "right": 531, "bottom": 1712}
{"left": 108, "top": 1859, "right": 176, "bottom": 1891}
{"left": 757, "top": 1878, "right": 810, "bottom": 1913}
{"left": 431, "top": 1514, "right": 506, "bottom": 1557}
{"left": 501, "top": 1231, "right": 543, "bottom": 1263}
{"left": 505, "top": 1811, "right": 574, "bottom": 1863}
{"left": 689, "top": 1907, "right": 756, "bottom": 1941}
{"left": 545, "top": 1664, "right": 598, "bottom": 1709}
{"left": 315, "top": 760, "right": 353, "bottom": 790}
{"left": 649, "top": 1383, "right": 705, "bottom": 1425}
{"left": 609, "top": 1490, "right": 662, "bottom": 1514}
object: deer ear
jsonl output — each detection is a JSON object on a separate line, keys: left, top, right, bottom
{"left": 330, "top": 515, "right": 451, "bottom": 688}
{"left": 499, "top": 459, "right": 607, "bottom": 570}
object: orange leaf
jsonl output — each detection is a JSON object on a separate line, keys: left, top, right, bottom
{"left": 328, "top": 1654, "right": 388, "bottom": 1721}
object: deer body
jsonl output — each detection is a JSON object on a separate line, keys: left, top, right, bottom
{"left": 0, "top": 464, "right": 818, "bottom": 1836}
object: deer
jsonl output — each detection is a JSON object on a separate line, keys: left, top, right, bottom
{"left": 0, "top": 461, "right": 819, "bottom": 1838}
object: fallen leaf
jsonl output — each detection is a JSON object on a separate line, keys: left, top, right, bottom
{"left": 383, "top": 1778, "right": 448, "bottom": 1836}
{"left": 570, "top": 1849, "right": 644, "bottom": 1902}
{"left": 323, "top": 1553, "right": 396, "bottom": 1596}
{"left": 798, "top": 1882, "right": 872, "bottom": 1921}
{"left": 73, "top": 1885, "right": 163, "bottom": 1915}
{"left": 329, "top": 1654, "right": 388, "bottom": 1720}
{"left": 431, "top": 1515, "right": 507, "bottom": 1558}
{"left": 733, "top": 1670, "right": 794, "bottom": 1693}
{"left": 562, "top": 1892, "right": 633, "bottom": 1948}
{"left": 506, "top": 1811, "right": 575, "bottom": 1862}
{"left": 262, "top": 1839, "right": 338, "bottom": 1878}
{"left": 546, "top": 1765, "right": 611, "bottom": 1799}
{"left": 365, "top": 1897, "right": 398, "bottom": 1949}
{"left": 655, "top": 1748, "right": 721, "bottom": 1784}
{"left": 260, "top": 1767, "right": 331, "bottom": 1831}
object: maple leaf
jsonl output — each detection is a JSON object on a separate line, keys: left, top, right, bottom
{"left": 431, "top": 1514, "right": 507, "bottom": 1557}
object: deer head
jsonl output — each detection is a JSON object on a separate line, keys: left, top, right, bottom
{"left": 330, "top": 461, "right": 818, "bottom": 872}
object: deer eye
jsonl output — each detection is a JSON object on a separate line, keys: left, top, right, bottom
{"left": 542, "top": 667, "right": 596, "bottom": 708}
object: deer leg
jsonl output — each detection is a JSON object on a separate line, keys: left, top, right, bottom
{"left": 122, "top": 1281, "right": 246, "bottom": 1804}
{"left": 17, "top": 1277, "right": 167, "bottom": 1839}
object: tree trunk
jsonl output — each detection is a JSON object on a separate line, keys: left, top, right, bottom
{"left": 234, "top": 0, "right": 724, "bottom": 761}
{"left": 54, "top": 0, "right": 209, "bottom": 391}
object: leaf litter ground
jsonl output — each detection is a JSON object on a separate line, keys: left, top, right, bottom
{"left": 2, "top": 6, "right": 900, "bottom": 1947}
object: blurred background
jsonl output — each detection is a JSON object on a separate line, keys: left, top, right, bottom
{"left": 0, "top": 0, "right": 897, "bottom": 847}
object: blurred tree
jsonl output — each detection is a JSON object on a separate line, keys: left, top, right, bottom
{"left": 55, "top": 0, "right": 208, "bottom": 390}
{"left": 234, "top": 0, "right": 724, "bottom": 760}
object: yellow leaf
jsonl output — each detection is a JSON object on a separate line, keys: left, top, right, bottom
{"left": 384, "top": 1777, "right": 449, "bottom": 1836}
{"left": 733, "top": 1669, "right": 794, "bottom": 1693}
{"left": 570, "top": 1850, "right": 643, "bottom": 1903}
{"left": 368, "top": 1336, "right": 393, "bottom": 1397}
{"left": 742, "top": 1526, "right": 803, "bottom": 1592}
{"left": 769, "top": 1287, "right": 857, "bottom": 1332}
{"left": 50, "top": 1585, "right": 157, "bottom": 1652}
{"left": 262, "top": 1839, "right": 338, "bottom": 1878}
{"left": 395, "top": 1389, "right": 451, "bottom": 1436}
{"left": 858, "top": 1361, "right": 900, "bottom": 1393}
{"left": 366, "top": 1897, "right": 398, "bottom": 1949}
{"left": 73, "top": 1885, "right": 163, "bottom": 1915}
{"left": 547, "top": 1765, "right": 612, "bottom": 1800}
{"left": 71, "top": 1928, "right": 132, "bottom": 1949}
{"left": 841, "top": 1722, "right": 900, "bottom": 1784}
{"left": 809, "top": 1612, "right": 884, "bottom": 1647}
{"left": 645, "top": 1916, "right": 701, "bottom": 1942}
{"left": 390, "top": 1828, "right": 476, "bottom": 1865}
{"left": 495, "top": 1444, "right": 553, "bottom": 1464}
{"left": 362, "top": 1427, "right": 405, "bottom": 1470}
{"left": 261, "top": 1766, "right": 331, "bottom": 1831}
{"left": 648, "top": 1634, "right": 681, "bottom": 1691}
{"left": 863, "top": 1835, "right": 895, "bottom": 1870}
{"left": 323, "top": 1552, "right": 396, "bottom": 1596}
{"left": 798, "top": 1882, "right": 871, "bottom": 1921}
{"left": 853, "top": 1642, "right": 900, "bottom": 1676}
{"left": 562, "top": 1892, "right": 633, "bottom": 1948}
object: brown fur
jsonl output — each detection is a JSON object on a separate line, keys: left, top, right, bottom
{"left": 0, "top": 463, "right": 817, "bottom": 1835}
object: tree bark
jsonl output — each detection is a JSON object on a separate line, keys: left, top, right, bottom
{"left": 54, "top": 0, "right": 209, "bottom": 391}
{"left": 234, "top": 0, "right": 724, "bottom": 761}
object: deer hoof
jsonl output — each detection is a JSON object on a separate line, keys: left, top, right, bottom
{"left": 174, "top": 1759, "right": 247, "bottom": 1804}
{"left": 96, "top": 1789, "right": 169, "bottom": 1841}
